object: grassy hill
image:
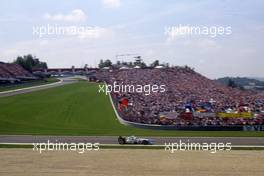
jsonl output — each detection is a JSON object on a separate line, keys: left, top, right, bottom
{"left": 0, "top": 81, "right": 263, "bottom": 137}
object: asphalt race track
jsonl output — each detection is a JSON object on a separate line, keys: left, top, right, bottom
{"left": 0, "top": 77, "right": 77, "bottom": 97}
{"left": 0, "top": 135, "right": 263, "bottom": 146}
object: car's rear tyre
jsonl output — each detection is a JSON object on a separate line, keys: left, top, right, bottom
{"left": 142, "top": 140, "right": 148, "bottom": 145}
{"left": 118, "top": 136, "right": 125, "bottom": 145}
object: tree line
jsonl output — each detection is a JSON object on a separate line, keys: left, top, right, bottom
{"left": 98, "top": 57, "right": 170, "bottom": 69}
{"left": 13, "top": 54, "right": 48, "bottom": 73}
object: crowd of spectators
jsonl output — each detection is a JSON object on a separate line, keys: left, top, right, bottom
{"left": 0, "top": 62, "right": 34, "bottom": 81}
{"left": 96, "top": 67, "right": 264, "bottom": 127}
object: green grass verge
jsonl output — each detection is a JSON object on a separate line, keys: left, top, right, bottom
{"left": 0, "top": 144, "right": 33, "bottom": 148}
{"left": 0, "top": 82, "right": 263, "bottom": 137}
{"left": 0, "top": 77, "right": 60, "bottom": 92}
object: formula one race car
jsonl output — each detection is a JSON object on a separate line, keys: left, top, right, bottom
{"left": 118, "top": 136, "right": 153, "bottom": 145}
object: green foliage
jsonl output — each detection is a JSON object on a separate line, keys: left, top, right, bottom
{"left": 217, "top": 77, "right": 264, "bottom": 87}
{"left": 227, "top": 79, "right": 238, "bottom": 88}
{"left": 98, "top": 59, "right": 112, "bottom": 68}
{"left": 13, "top": 54, "right": 48, "bottom": 72}
{"left": 150, "top": 60, "right": 160, "bottom": 68}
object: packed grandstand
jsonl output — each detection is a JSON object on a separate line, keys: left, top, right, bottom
{"left": 96, "top": 67, "right": 264, "bottom": 130}
{"left": 0, "top": 62, "right": 36, "bottom": 82}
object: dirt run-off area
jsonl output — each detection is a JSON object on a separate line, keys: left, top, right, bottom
{"left": 0, "top": 149, "right": 263, "bottom": 176}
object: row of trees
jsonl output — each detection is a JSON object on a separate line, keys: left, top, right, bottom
{"left": 12, "top": 54, "right": 191, "bottom": 72}
{"left": 13, "top": 54, "right": 48, "bottom": 72}
{"left": 98, "top": 57, "right": 170, "bottom": 69}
